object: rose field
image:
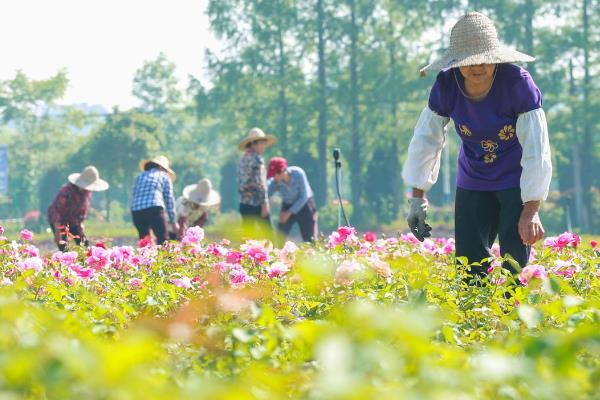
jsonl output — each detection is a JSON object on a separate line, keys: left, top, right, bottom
{"left": 1, "top": 226, "right": 600, "bottom": 399}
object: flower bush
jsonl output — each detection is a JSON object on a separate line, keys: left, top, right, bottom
{"left": 0, "top": 225, "right": 599, "bottom": 399}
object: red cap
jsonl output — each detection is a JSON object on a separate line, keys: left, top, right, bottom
{"left": 267, "top": 157, "right": 287, "bottom": 178}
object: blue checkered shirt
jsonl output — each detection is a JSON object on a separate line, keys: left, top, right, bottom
{"left": 131, "top": 169, "right": 176, "bottom": 222}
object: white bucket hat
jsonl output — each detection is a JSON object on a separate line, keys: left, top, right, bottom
{"left": 182, "top": 178, "right": 221, "bottom": 207}
{"left": 139, "top": 155, "right": 176, "bottom": 181}
{"left": 68, "top": 166, "right": 109, "bottom": 191}
{"left": 238, "top": 127, "right": 277, "bottom": 151}
{"left": 420, "top": 12, "right": 535, "bottom": 74}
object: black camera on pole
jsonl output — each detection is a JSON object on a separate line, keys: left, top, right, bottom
{"left": 332, "top": 148, "right": 349, "bottom": 227}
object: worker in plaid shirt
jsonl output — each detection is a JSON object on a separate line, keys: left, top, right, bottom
{"left": 47, "top": 165, "right": 109, "bottom": 251}
{"left": 130, "top": 155, "right": 178, "bottom": 245}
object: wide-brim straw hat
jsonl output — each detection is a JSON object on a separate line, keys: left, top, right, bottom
{"left": 139, "top": 155, "right": 176, "bottom": 181}
{"left": 420, "top": 12, "right": 535, "bottom": 74}
{"left": 68, "top": 166, "right": 109, "bottom": 191}
{"left": 182, "top": 178, "right": 221, "bottom": 207}
{"left": 238, "top": 127, "right": 277, "bottom": 151}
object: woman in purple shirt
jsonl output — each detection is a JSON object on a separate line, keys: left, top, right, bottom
{"left": 402, "top": 12, "right": 552, "bottom": 278}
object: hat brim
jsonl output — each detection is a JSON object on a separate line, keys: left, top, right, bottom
{"left": 420, "top": 46, "right": 535, "bottom": 74}
{"left": 139, "top": 159, "right": 177, "bottom": 181}
{"left": 238, "top": 135, "right": 277, "bottom": 151}
{"left": 68, "top": 173, "right": 109, "bottom": 191}
{"left": 182, "top": 184, "right": 221, "bottom": 207}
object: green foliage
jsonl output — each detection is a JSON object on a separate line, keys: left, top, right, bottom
{"left": 1, "top": 229, "right": 600, "bottom": 398}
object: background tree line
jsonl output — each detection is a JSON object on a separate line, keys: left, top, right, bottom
{"left": 0, "top": 0, "right": 598, "bottom": 234}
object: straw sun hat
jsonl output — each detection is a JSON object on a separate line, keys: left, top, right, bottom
{"left": 68, "top": 166, "right": 109, "bottom": 191}
{"left": 238, "top": 128, "right": 277, "bottom": 151}
{"left": 420, "top": 11, "right": 535, "bottom": 74}
{"left": 139, "top": 155, "right": 176, "bottom": 181}
{"left": 182, "top": 178, "right": 221, "bottom": 207}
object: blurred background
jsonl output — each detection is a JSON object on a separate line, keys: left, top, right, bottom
{"left": 0, "top": 0, "right": 598, "bottom": 238}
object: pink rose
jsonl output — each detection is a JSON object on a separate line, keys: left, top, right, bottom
{"left": 52, "top": 251, "right": 78, "bottom": 266}
{"left": 17, "top": 257, "right": 43, "bottom": 272}
{"left": 129, "top": 278, "right": 143, "bottom": 290}
{"left": 182, "top": 226, "right": 205, "bottom": 246}
{"left": 518, "top": 264, "right": 547, "bottom": 285}
{"left": 247, "top": 247, "right": 268, "bottom": 263}
{"left": 229, "top": 266, "right": 250, "bottom": 286}
{"left": 171, "top": 277, "right": 193, "bottom": 289}
{"left": 20, "top": 229, "right": 33, "bottom": 241}
{"left": 363, "top": 231, "right": 377, "bottom": 243}
{"left": 267, "top": 262, "right": 289, "bottom": 279}
{"left": 226, "top": 251, "right": 243, "bottom": 264}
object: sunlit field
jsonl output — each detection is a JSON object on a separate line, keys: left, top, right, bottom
{"left": 1, "top": 225, "right": 599, "bottom": 399}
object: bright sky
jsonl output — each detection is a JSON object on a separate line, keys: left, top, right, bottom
{"left": 0, "top": 0, "right": 220, "bottom": 109}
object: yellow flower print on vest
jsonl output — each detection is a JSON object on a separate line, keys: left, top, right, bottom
{"left": 498, "top": 124, "right": 515, "bottom": 141}
{"left": 484, "top": 153, "right": 497, "bottom": 164}
{"left": 459, "top": 124, "right": 472, "bottom": 136}
{"left": 480, "top": 139, "right": 499, "bottom": 153}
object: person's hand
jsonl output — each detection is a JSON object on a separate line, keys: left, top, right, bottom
{"left": 279, "top": 210, "right": 292, "bottom": 224}
{"left": 261, "top": 202, "right": 270, "bottom": 218}
{"left": 406, "top": 197, "right": 432, "bottom": 242}
{"left": 168, "top": 221, "right": 180, "bottom": 233}
{"left": 519, "top": 208, "right": 544, "bottom": 245}
{"left": 52, "top": 225, "right": 62, "bottom": 245}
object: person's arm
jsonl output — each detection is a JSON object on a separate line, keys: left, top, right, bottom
{"left": 162, "top": 175, "right": 177, "bottom": 223}
{"left": 516, "top": 108, "right": 552, "bottom": 203}
{"left": 516, "top": 108, "right": 552, "bottom": 244}
{"left": 401, "top": 106, "right": 450, "bottom": 193}
{"left": 267, "top": 178, "right": 278, "bottom": 198}
{"left": 290, "top": 170, "right": 310, "bottom": 215}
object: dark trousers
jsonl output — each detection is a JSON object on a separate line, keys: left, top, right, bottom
{"left": 49, "top": 220, "right": 87, "bottom": 251}
{"left": 131, "top": 206, "right": 168, "bottom": 245}
{"left": 279, "top": 199, "right": 318, "bottom": 242}
{"left": 239, "top": 203, "right": 271, "bottom": 223}
{"left": 455, "top": 187, "right": 529, "bottom": 276}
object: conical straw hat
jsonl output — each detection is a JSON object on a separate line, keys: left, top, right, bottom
{"left": 420, "top": 12, "right": 534, "bottom": 74}
{"left": 68, "top": 166, "right": 109, "bottom": 191}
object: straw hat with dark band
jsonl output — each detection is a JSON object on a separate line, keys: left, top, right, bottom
{"left": 238, "top": 128, "right": 277, "bottom": 151}
{"left": 68, "top": 166, "right": 109, "bottom": 191}
{"left": 420, "top": 12, "right": 535, "bottom": 75}
{"left": 139, "top": 155, "right": 176, "bottom": 181}
{"left": 183, "top": 178, "right": 221, "bottom": 207}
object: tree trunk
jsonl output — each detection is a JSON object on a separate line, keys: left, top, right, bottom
{"left": 524, "top": 0, "right": 535, "bottom": 77}
{"left": 276, "top": 10, "right": 289, "bottom": 153}
{"left": 569, "top": 59, "right": 586, "bottom": 229}
{"left": 580, "top": 0, "right": 592, "bottom": 232}
{"left": 316, "top": 0, "right": 328, "bottom": 208}
{"left": 348, "top": 0, "right": 362, "bottom": 224}
{"left": 387, "top": 13, "right": 401, "bottom": 217}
